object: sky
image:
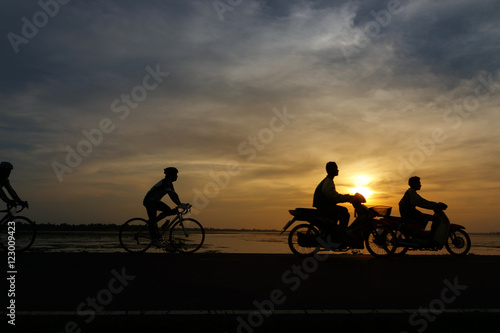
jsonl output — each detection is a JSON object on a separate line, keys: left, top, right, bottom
{"left": 1, "top": 0, "right": 499, "bottom": 232}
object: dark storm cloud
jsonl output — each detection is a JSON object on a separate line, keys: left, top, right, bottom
{"left": 350, "top": 0, "right": 500, "bottom": 80}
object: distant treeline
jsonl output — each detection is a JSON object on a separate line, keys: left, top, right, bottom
{"left": 35, "top": 223, "right": 279, "bottom": 232}
{"left": 205, "top": 228, "right": 280, "bottom": 232}
{"left": 35, "top": 223, "right": 121, "bottom": 231}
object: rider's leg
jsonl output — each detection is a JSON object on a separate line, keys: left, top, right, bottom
{"left": 415, "top": 211, "right": 433, "bottom": 230}
{"left": 317, "top": 207, "right": 338, "bottom": 235}
{"left": 331, "top": 205, "right": 350, "bottom": 233}
{"left": 318, "top": 205, "right": 349, "bottom": 241}
{"left": 429, "top": 214, "right": 440, "bottom": 235}
{"left": 144, "top": 201, "right": 160, "bottom": 239}
{"left": 156, "top": 202, "right": 177, "bottom": 221}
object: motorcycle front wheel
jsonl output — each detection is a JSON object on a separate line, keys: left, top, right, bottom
{"left": 392, "top": 230, "right": 409, "bottom": 256}
{"left": 288, "top": 224, "right": 321, "bottom": 257}
{"left": 445, "top": 229, "right": 471, "bottom": 256}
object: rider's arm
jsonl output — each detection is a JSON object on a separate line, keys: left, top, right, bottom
{"left": 409, "top": 189, "right": 437, "bottom": 210}
{"left": 321, "top": 178, "right": 351, "bottom": 204}
{"left": 0, "top": 188, "right": 10, "bottom": 203}
{"left": 168, "top": 191, "right": 182, "bottom": 206}
{"left": 1, "top": 179, "right": 23, "bottom": 203}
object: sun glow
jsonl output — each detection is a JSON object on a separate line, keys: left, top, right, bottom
{"left": 351, "top": 175, "right": 374, "bottom": 199}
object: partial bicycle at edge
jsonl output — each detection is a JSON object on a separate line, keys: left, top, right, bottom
{"left": 0, "top": 203, "right": 36, "bottom": 252}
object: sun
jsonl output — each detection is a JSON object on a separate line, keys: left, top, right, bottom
{"left": 350, "top": 175, "right": 374, "bottom": 199}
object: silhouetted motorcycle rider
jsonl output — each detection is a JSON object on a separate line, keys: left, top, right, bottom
{"left": 313, "top": 162, "right": 354, "bottom": 234}
{"left": 399, "top": 176, "right": 447, "bottom": 237}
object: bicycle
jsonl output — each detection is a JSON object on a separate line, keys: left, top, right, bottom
{"left": 0, "top": 203, "right": 36, "bottom": 252}
{"left": 119, "top": 204, "right": 205, "bottom": 253}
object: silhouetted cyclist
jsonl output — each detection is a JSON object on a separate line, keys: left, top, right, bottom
{"left": 313, "top": 162, "right": 354, "bottom": 234}
{"left": 143, "top": 167, "right": 189, "bottom": 247}
{"left": 0, "top": 162, "right": 28, "bottom": 208}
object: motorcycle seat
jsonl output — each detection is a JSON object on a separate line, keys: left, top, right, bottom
{"left": 294, "top": 208, "right": 318, "bottom": 214}
{"left": 382, "top": 216, "right": 403, "bottom": 222}
{"left": 291, "top": 208, "right": 333, "bottom": 225}
{"left": 403, "top": 223, "right": 429, "bottom": 237}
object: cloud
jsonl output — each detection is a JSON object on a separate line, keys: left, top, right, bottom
{"left": 1, "top": 0, "right": 499, "bottom": 231}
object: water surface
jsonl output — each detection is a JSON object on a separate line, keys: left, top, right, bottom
{"left": 27, "top": 230, "right": 500, "bottom": 255}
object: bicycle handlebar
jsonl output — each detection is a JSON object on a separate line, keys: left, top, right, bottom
{"left": 178, "top": 203, "right": 192, "bottom": 215}
{"left": 7, "top": 202, "right": 28, "bottom": 214}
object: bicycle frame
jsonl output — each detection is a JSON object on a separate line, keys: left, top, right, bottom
{"left": 0, "top": 212, "right": 12, "bottom": 225}
{"left": 157, "top": 206, "right": 191, "bottom": 237}
{"left": 0, "top": 205, "right": 23, "bottom": 225}
{"left": 158, "top": 214, "right": 180, "bottom": 235}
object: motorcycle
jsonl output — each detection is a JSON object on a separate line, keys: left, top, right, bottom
{"left": 380, "top": 206, "right": 471, "bottom": 256}
{"left": 280, "top": 193, "right": 397, "bottom": 257}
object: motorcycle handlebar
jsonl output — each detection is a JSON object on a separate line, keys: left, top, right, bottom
{"left": 351, "top": 192, "right": 366, "bottom": 204}
{"left": 435, "top": 202, "right": 448, "bottom": 211}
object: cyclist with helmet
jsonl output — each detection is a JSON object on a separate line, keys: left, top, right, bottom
{"left": 0, "top": 162, "right": 28, "bottom": 208}
{"left": 143, "top": 167, "right": 189, "bottom": 247}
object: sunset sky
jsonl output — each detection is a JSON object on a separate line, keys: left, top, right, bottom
{"left": 1, "top": 0, "right": 499, "bottom": 232}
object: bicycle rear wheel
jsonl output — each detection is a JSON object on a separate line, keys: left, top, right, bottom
{"left": 0, "top": 216, "right": 36, "bottom": 252}
{"left": 119, "top": 218, "right": 151, "bottom": 253}
{"left": 169, "top": 218, "right": 205, "bottom": 253}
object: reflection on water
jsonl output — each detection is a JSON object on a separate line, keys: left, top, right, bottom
{"left": 24, "top": 231, "right": 500, "bottom": 255}
{"left": 202, "top": 231, "right": 289, "bottom": 254}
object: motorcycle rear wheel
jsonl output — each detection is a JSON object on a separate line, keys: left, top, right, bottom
{"left": 365, "top": 227, "right": 397, "bottom": 257}
{"left": 445, "top": 229, "right": 471, "bottom": 256}
{"left": 288, "top": 224, "right": 321, "bottom": 257}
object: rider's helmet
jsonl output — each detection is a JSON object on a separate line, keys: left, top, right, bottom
{"left": 0, "top": 162, "right": 13, "bottom": 170}
{"left": 164, "top": 167, "right": 178, "bottom": 176}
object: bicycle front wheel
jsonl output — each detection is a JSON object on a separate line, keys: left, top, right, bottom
{"left": 0, "top": 216, "right": 36, "bottom": 252}
{"left": 119, "top": 218, "right": 151, "bottom": 253}
{"left": 169, "top": 218, "right": 205, "bottom": 253}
